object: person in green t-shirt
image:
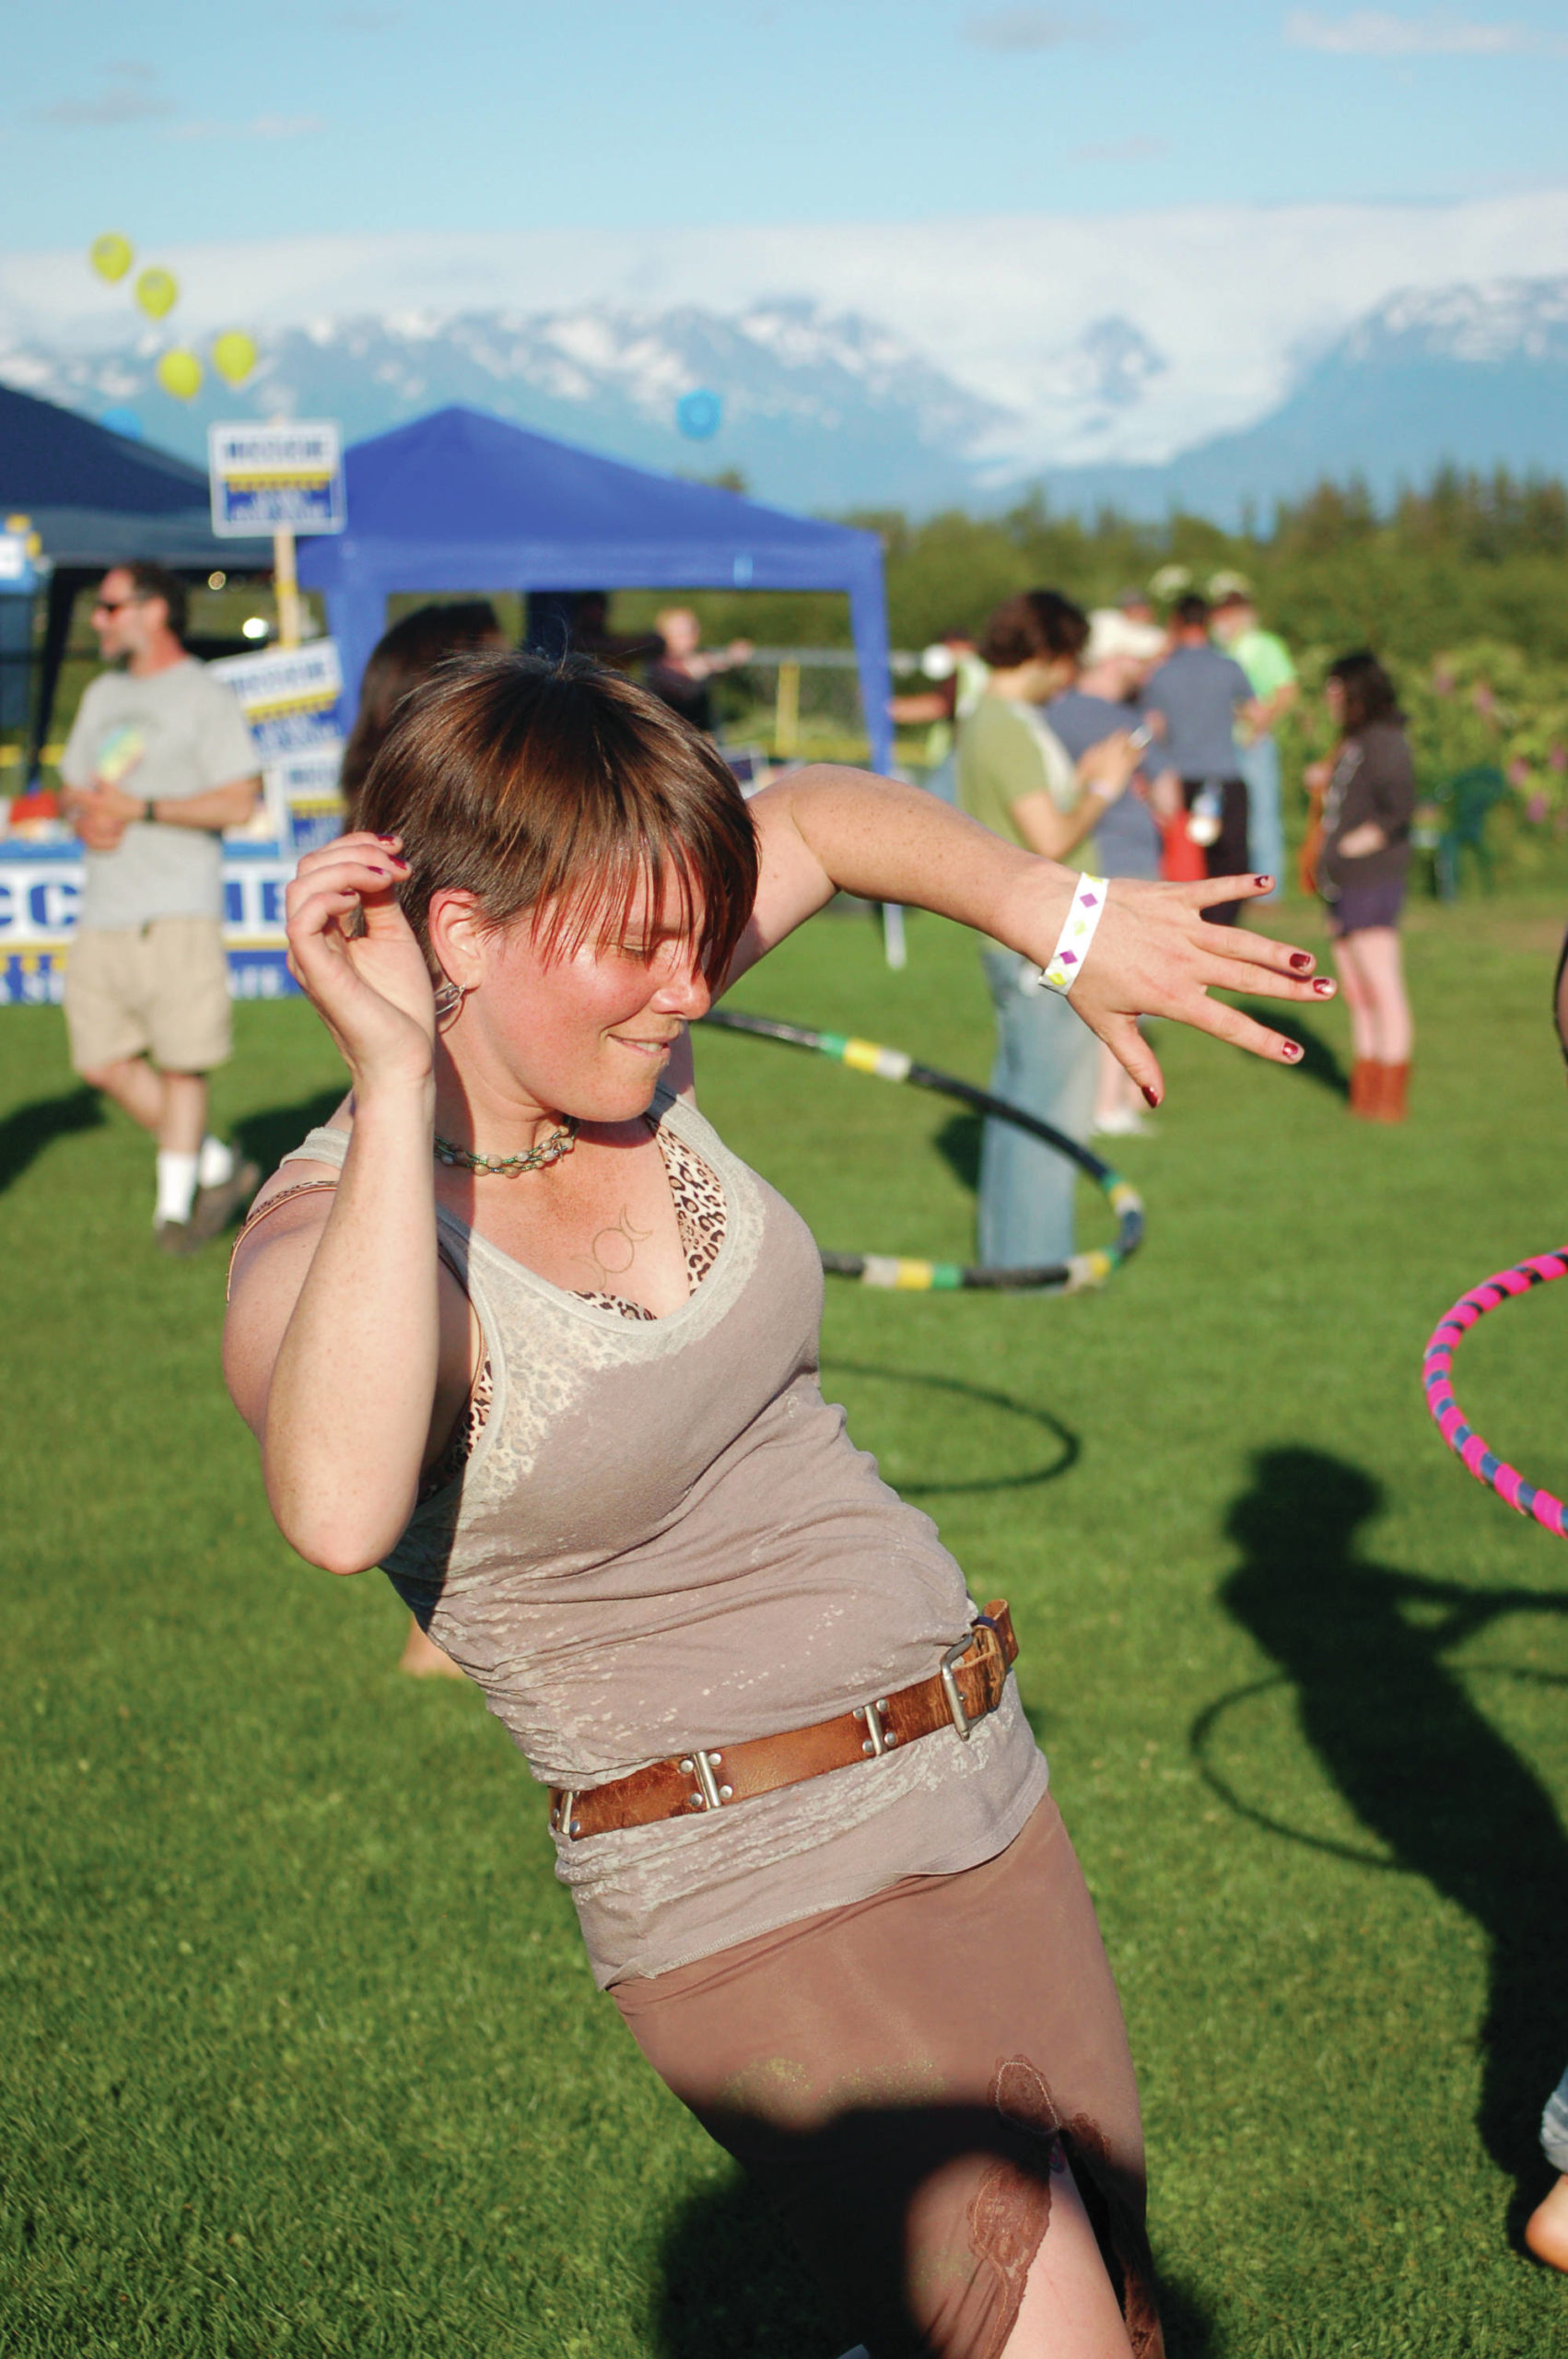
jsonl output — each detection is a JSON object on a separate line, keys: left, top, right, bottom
{"left": 1211, "top": 591, "right": 1298, "bottom": 907}
{"left": 956, "top": 590, "right": 1141, "bottom": 1273}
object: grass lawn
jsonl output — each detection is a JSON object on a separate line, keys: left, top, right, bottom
{"left": 4, "top": 890, "right": 1568, "bottom": 2358}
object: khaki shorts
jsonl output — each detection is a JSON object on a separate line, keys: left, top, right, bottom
{"left": 64, "top": 916, "right": 232, "bottom": 1076}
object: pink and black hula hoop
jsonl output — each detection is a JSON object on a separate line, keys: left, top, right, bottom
{"left": 1422, "top": 1250, "right": 1568, "bottom": 1537}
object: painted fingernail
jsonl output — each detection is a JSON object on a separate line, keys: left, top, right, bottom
{"left": 377, "top": 833, "right": 399, "bottom": 845}
{"left": 1283, "top": 1040, "right": 1303, "bottom": 1059}
{"left": 1313, "top": 977, "right": 1334, "bottom": 995}
{"left": 1255, "top": 875, "right": 1272, "bottom": 888}
{"left": 1141, "top": 1084, "right": 1160, "bottom": 1108}
{"left": 1289, "top": 952, "right": 1313, "bottom": 972}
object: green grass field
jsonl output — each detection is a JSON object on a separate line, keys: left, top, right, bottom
{"left": 5, "top": 894, "right": 1568, "bottom": 2358}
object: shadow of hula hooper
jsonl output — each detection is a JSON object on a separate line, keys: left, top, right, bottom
{"left": 699, "top": 1009, "right": 1143, "bottom": 1295}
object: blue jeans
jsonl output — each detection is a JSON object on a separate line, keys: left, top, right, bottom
{"left": 977, "top": 951, "right": 1099, "bottom": 1272}
{"left": 1240, "top": 735, "right": 1283, "bottom": 904}
{"left": 1543, "top": 2067, "right": 1568, "bottom": 2173}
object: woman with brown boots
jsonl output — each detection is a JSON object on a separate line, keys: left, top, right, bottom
{"left": 1312, "top": 651, "right": 1416, "bottom": 1121}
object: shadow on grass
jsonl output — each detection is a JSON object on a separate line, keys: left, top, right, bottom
{"left": 1233, "top": 1002, "right": 1348, "bottom": 1099}
{"left": 0, "top": 1086, "right": 103, "bottom": 1196}
{"left": 820, "top": 1358, "right": 1079, "bottom": 1496}
{"left": 652, "top": 2096, "right": 1179, "bottom": 2359}
{"left": 1204, "top": 1446, "right": 1568, "bottom": 2241}
{"left": 233, "top": 1085, "right": 348, "bottom": 1182}
{"left": 934, "top": 1109, "right": 981, "bottom": 1196}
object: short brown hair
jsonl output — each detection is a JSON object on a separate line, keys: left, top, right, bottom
{"left": 340, "top": 601, "right": 503, "bottom": 810}
{"left": 977, "top": 590, "right": 1089, "bottom": 672}
{"left": 123, "top": 561, "right": 188, "bottom": 640}
{"left": 355, "top": 652, "right": 758, "bottom": 983}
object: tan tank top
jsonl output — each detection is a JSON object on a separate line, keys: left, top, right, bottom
{"left": 284, "top": 1089, "right": 1046, "bottom": 1984}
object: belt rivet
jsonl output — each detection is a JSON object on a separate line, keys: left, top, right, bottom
{"left": 569, "top": 1821, "right": 580, "bottom": 1837}
{"left": 689, "top": 1792, "right": 703, "bottom": 1808}
{"left": 861, "top": 1738, "right": 875, "bottom": 1755}
{"left": 875, "top": 1699, "right": 888, "bottom": 1713}
{"left": 679, "top": 1757, "right": 694, "bottom": 1773}
{"left": 710, "top": 1752, "right": 722, "bottom": 1765}
{"left": 719, "top": 1783, "right": 733, "bottom": 1801}
{"left": 853, "top": 1705, "right": 866, "bottom": 1720}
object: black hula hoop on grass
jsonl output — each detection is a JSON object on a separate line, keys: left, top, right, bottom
{"left": 697, "top": 1007, "right": 1144, "bottom": 1294}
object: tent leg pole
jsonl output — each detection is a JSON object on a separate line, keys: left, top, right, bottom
{"left": 274, "top": 527, "right": 300, "bottom": 651}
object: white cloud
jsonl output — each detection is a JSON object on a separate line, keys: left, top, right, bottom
{"left": 165, "top": 114, "right": 325, "bottom": 142}
{"left": 30, "top": 63, "right": 174, "bottom": 127}
{"left": 1067, "top": 135, "right": 1165, "bottom": 165}
{"left": 8, "top": 190, "right": 1568, "bottom": 470}
{"left": 964, "top": 9, "right": 1122, "bottom": 51}
{"left": 1284, "top": 10, "right": 1561, "bottom": 57}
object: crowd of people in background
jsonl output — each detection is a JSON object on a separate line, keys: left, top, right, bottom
{"left": 924, "top": 575, "right": 1418, "bottom": 1280}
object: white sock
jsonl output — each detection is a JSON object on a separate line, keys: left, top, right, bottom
{"left": 198, "top": 1133, "right": 235, "bottom": 1189}
{"left": 155, "top": 1151, "right": 200, "bottom": 1226}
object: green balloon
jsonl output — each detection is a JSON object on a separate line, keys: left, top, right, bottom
{"left": 211, "top": 331, "right": 258, "bottom": 386}
{"left": 156, "top": 349, "right": 203, "bottom": 402}
{"left": 89, "top": 233, "right": 133, "bottom": 284}
{"left": 135, "top": 267, "right": 179, "bottom": 322}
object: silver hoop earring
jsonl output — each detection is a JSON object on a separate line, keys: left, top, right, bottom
{"left": 432, "top": 975, "right": 467, "bottom": 1025}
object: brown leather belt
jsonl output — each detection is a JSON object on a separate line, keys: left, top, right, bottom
{"left": 549, "top": 1601, "right": 1018, "bottom": 1842}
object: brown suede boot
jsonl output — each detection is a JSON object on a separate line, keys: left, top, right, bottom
{"left": 1350, "top": 1058, "right": 1379, "bottom": 1117}
{"left": 1373, "top": 1061, "right": 1410, "bottom": 1122}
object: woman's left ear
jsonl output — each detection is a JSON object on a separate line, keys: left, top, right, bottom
{"left": 427, "top": 889, "right": 489, "bottom": 992}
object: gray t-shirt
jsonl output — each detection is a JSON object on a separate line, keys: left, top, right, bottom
{"left": 1045, "top": 688, "right": 1163, "bottom": 880}
{"left": 60, "top": 658, "right": 258, "bottom": 932}
{"left": 1144, "top": 644, "right": 1253, "bottom": 781}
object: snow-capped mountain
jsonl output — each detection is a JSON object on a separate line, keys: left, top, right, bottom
{"left": 6, "top": 268, "right": 1568, "bottom": 521}
{"left": 1032, "top": 274, "right": 1568, "bottom": 520}
{"left": 0, "top": 299, "right": 1019, "bottom": 512}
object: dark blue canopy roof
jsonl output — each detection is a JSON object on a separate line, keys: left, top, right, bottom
{"left": 0, "top": 382, "right": 267, "bottom": 569}
{"left": 298, "top": 405, "right": 892, "bottom": 769}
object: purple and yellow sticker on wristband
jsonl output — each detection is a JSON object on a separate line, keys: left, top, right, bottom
{"left": 1422, "top": 1249, "right": 1568, "bottom": 1538}
{"left": 1040, "top": 874, "right": 1109, "bottom": 996}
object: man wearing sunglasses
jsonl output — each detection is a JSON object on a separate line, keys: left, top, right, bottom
{"left": 59, "top": 562, "right": 262, "bottom": 1252}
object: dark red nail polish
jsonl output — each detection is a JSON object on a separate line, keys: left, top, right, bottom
{"left": 1284, "top": 1040, "right": 1303, "bottom": 1059}
{"left": 1313, "top": 977, "right": 1333, "bottom": 994}
{"left": 1141, "top": 1084, "right": 1160, "bottom": 1108}
{"left": 1289, "top": 952, "right": 1312, "bottom": 972}
{"left": 1255, "top": 875, "right": 1271, "bottom": 888}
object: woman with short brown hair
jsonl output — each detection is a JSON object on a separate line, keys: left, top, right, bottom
{"left": 226, "top": 651, "right": 1329, "bottom": 2359}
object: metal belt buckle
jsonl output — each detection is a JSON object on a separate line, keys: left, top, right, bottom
{"left": 941, "top": 1632, "right": 977, "bottom": 1740}
{"left": 551, "top": 1789, "right": 579, "bottom": 1840}
{"left": 678, "top": 1749, "right": 734, "bottom": 1811}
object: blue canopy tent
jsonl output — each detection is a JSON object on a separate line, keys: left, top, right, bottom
{"left": 296, "top": 405, "right": 894, "bottom": 776}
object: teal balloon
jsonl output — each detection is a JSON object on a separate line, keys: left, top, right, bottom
{"left": 676, "top": 388, "right": 722, "bottom": 440}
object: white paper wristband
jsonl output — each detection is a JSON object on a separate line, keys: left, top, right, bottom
{"left": 1036, "top": 874, "right": 1109, "bottom": 995}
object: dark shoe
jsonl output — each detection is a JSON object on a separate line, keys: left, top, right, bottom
{"left": 189, "top": 1159, "right": 262, "bottom": 1243}
{"left": 154, "top": 1216, "right": 202, "bottom": 1256}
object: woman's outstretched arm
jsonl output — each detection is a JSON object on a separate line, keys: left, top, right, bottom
{"left": 733, "top": 764, "right": 1333, "bottom": 1102}
{"left": 223, "top": 835, "right": 467, "bottom": 1575}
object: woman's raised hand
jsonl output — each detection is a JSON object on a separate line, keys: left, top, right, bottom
{"left": 1061, "top": 873, "right": 1335, "bottom": 1103}
{"left": 284, "top": 832, "right": 436, "bottom": 1089}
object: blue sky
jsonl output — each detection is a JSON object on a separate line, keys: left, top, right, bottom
{"left": 6, "top": 2, "right": 1568, "bottom": 249}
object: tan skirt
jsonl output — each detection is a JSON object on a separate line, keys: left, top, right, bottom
{"left": 612, "top": 1795, "right": 1163, "bottom": 2359}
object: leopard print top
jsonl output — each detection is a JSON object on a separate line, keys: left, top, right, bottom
{"left": 420, "top": 1116, "right": 727, "bottom": 1500}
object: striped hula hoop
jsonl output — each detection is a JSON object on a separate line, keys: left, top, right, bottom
{"left": 698, "top": 1007, "right": 1144, "bottom": 1294}
{"left": 1422, "top": 1250, "right": 1568, "bottom": 1537}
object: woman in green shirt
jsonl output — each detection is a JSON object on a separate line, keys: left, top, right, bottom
{"left": 957, "top": 591, "right": 1141, "bottom": 1272}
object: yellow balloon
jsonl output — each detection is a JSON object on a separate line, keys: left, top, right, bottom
{"left": 89, "top": 233, "right": 133, "bottom": 283}
{"left": 135, "top": 267, "right": 179, "bottom": 321}
{"left": 211, "top": 331, "right": 258, "bottom": 386}
{"left": 156, "top": 349, "right": 204, "bottom": 402}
